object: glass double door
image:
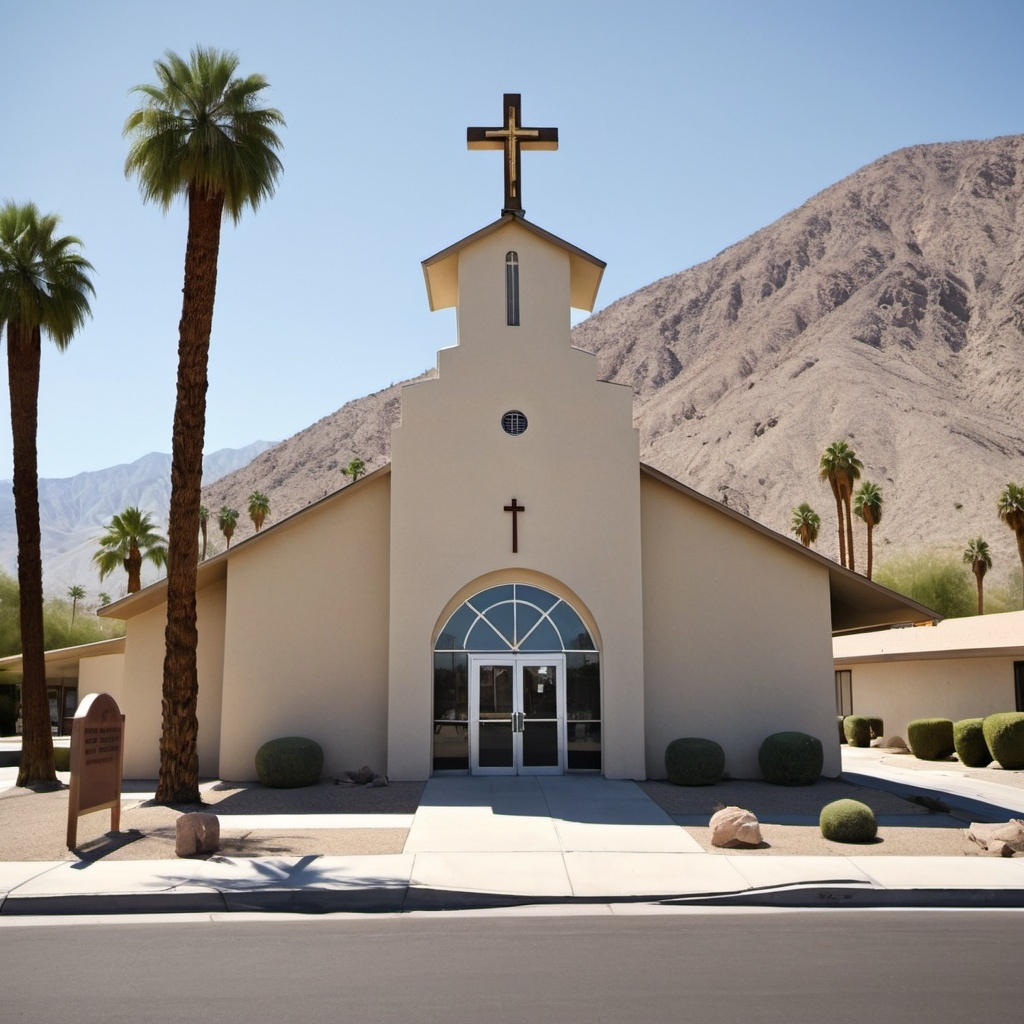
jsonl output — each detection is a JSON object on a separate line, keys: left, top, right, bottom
{"left": 469, "top": 655, "right": 565, "bottom": 774}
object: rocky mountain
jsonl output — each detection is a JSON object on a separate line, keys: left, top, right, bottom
{"left": 0, "top": 443, "right": 273, "bottom": 598}
{"left": 202, "top": 135, "right": 1024, "bottom": 588}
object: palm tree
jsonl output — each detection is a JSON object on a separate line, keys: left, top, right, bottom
{"left": 198, "top": 505, "right": 209, "bottom": 561}
{"left": 125, "top": 47, "right": 284, "bottom": 803}
{"left": 853, "top": 481, "right": 883, "bottom": 580}
{"left": 93, "top": 507, "right": 168, "bottom": 594}
{"left": 997, "top": 482, "right": 1024, "bottom": 607}
{"left": 342, "top": 457, "right": 365, "bottom": 483}
{"left": 819, "top": 441, "right": 862, "bottom": 569}
{"left": 218, "top": 506, "right": 240, "bottom": 548}
{"left": 247, "top": 490, "right": 270, "bottom": 531}
{"left": 0, "top": 202, "right": 93, "bottom": 786}
{"left": 963, "top": 537, "right": 993, "bottom": 615}
{"left": 67, "top": 585, "right": 86, "bottom": 626}
{"left": 790, "top": 503, "right": 821, "bottom": 548}
{"left": 98, "top": 592, "right": 112, "bottom": 607}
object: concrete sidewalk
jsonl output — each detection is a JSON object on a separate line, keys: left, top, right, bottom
{"left": 1, "top": 745, "right": 1023, "bottom": 915}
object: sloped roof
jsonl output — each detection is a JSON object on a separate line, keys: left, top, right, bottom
{"left": 0, "top": 635, "right": 126, "bottom": 675}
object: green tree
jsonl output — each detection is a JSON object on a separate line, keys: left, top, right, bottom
{"left": 963, "top": 537, "right": 993, "bottom": 615}
{"left": 997, "top": 482, "right": 1024, "bottom": 608}
{"left": 818, "top": 441, "right": 862, "bottom": 569}
{"left": 874, "top": 549, "right": 974, "bottom": 619}
{"left": 98, "top": 592, "right": 112, "bottom": 607}
{"left": 247, "top": 490, "right": 270, "bottom": 531}
{"left": 218, "top": 506, "right": 240, "bottom": 548}
{"left": 853, "top": 480, "right": 883, "bottom": 580}
{"left": 199, "top": 505, "right": 209, "bottom": 561}
{"left": 0, "top": 202, "right": 94, "bottom": 785}
{"left": 790, "top": 503, "right": 821, "bottom": 548}
{"left": 93, "top": 506, "right": 168, "bottom": 594}
{"left": 67, "top": 584, "right": 86, "bottom": 626}
{"left": 342, "top": 457, "right": 365, "bottom": 483}
{"left": 125, "top": 47, "right": 284, "bottom": 803}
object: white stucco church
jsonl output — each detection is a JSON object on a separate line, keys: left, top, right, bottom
{"left": 70, "top": 96, "right": 933, "bottom": 783}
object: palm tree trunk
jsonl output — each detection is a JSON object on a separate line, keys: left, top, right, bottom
{"left": 156, "top": 187, "right": 224, "bottom": 805}
{"left": 7, "top": 323, "right": 55, "bottom": 786}
{"left": 865, "top": 522, "right": 873, "bottom": 580}
{"left": 126, "top": 546, "right": 142, "bottom": 594}
{"left": 843, "top": 489, "right": 856, "bottom": 573}
{"left": 831, "top": 483, "right": 846, "bottom": 567}
{"left": 975, "top": 570, "right": 984, "bottom": 615}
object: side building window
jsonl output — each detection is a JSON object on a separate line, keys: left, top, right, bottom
{"left": 505, "top": 250, "right": 520, "bottom": 326}
{"left": 835, "top": 670, "right": 852, "bottom": 717}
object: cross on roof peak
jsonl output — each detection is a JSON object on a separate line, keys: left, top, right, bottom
{"left": 467, "top": 94, "right": 558, "bottom": 217}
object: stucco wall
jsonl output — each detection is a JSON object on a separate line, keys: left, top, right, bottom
{"left": 217, "top": 474, "right": 391, "bottom": 781}
{"left": 78, "top": 654, "right": 126, "bottom": 706}
{"left": 640, "top": 473, "right": 841, "bottom": 779}
{"left": 389, "top": 222, "right": 645, "bottom": 779}
{"left": 843, "top": 656, "right": 1020, "bottom": 737}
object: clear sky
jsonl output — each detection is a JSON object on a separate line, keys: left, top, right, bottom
{"left": 3, "top": 0, "right": 1023, "bottom": 480}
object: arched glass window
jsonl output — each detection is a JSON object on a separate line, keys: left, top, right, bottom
{"left": 505, "top": 251, "right": 520, "bottom": 326}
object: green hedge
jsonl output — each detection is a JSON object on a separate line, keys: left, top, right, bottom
{"left": 843, "top": 715, "right": 871, "bottom": 748}
{"left": 255, "top": 736, "right": 324, "bottom": 788}
{"left": 906, "top": 718, "right": 955, "bottom": 761}
{"left": 820, "top": 799, "right": 877, "bottom": 843}
{"left": 664, "top": 737, "right": 725, "bottom": 786}
{"left": 758, "top": 731, "right": 823, "bottom": 786}
{"left": 953, "top": 718, "right": 990, "bottom": 768}
{"left": 982, "top": 713, "right": 1024, "bottom": 770}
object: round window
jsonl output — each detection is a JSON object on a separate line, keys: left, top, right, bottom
{"left": 501, "top": 410, "right": 528, "bottom": 436}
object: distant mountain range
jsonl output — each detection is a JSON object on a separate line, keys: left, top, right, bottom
{"left": 0, "top": 443, "right": 273, "bottom": 599}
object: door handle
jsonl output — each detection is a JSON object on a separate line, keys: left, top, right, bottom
{"left": 512, "top": 711, "right": 525, "bottom": 733}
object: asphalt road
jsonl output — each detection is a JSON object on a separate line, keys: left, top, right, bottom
{"left": 5, "top": 909, "right": 1021, "bottom": 1023}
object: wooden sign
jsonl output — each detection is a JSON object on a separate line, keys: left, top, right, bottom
{"left": 66, "top": 692, "right": 125, "bottom": 850}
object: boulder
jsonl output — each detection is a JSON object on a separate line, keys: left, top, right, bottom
{"left": 709, "top": 805, "right": 762, "bottom": 847}
{"left": 965, "top": 820, "right": 1024, "bottom": 857}
{"left": 175, "top": 812, "right": 220, "bottom": 857}
{"left": 884, "top": 736, "right": 909, "bottom": 751}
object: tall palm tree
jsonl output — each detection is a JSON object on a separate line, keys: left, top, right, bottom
{"left": 819, "top": 441, "right": 862, "bottom": 569}
{"left": 963, "top": 537, "right": 993, "bottom": 615}
{"left": 67, "top": 585, "right": 86, "bottom": 626}
{"left": 853, "top": 481, "right": 883, "bottom": 580}
{"left": 342, "top": 457, "right": 365, "bottom": 483}
{"left": 247, "top": 490, "right": 270, "bottom": 531}
{"left": 997, "top": 482, "right": 1024, "bottom": 607}
{"left": 198, "top": 505, "right": 209, "bottom": 561}
{"left": 93, "top": 507, "right": 168, "bottom": 594}
{"left": 218, "top": 506, "right": 240, "bottom": 548}
{"left": 125, "top": 47, "right": 284, "bottom": 802}
{"left": 790, "top": 503, "right": 821, "bottom": 548}
{"left": 0, "top": 202, "right": 93, "bottom": 786}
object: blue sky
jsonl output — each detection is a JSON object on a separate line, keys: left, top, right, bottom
{"left": 3, "top": 0, "right": 1023, "bottom": 479}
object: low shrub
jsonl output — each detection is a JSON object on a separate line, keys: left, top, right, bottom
{"left": 758, "top": 731, "right": 823, "bottom": 786}
{"left": 820, "top": 798, "right": 877, "bottom": 843}
{"left": 982, "top": 713, "right": 1024, "bottom": 770}
{"left": 255, "top": 736, "right": 324, "bottom": 788}
{"left": 953, "top": 718, "right": 990, "bottom": 768}
{"left": 664, "top": 737, "right": 725, "bottom": 786}
{"left": 906, "top": 718, "right": 954, "bottom": 761}
{"left": 843, "top": 715, "right": 871, "bottom": 748}
{"left": 866, "top": 717, "right": 884, "bottom": 740}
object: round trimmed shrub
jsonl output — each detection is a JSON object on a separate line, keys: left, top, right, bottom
{"left": 820, "top": 798, "right": 877, "bottom": 843}
{"left": 665, "top": 737, "right": 725, "bottom": 786}
{"left": 906, "top": 718, "right": 954, "bottom": 761}
{"left": 867, "top": 717, "right": 884, "bottom": 741}
{"left": 758, "top": 731, "right": 823, "bottom": 786}
{"left": 255, "top": 736, "right": 324, "bottom": 788}
{"left": 982, "top": 712, "right": 1024, "bottom": 770}
{"left": 953, "top": 718, "right": 990, "bottom": 768}
{"left": 843, "top": 715, "right": 871, "bottom": 748}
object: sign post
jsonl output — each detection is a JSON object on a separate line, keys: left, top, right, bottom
{"left": 66, "top": 692, "right": 125, "bottom": 850}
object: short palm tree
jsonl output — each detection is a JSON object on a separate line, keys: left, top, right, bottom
{"left": 218, "top": 506, "right": 240, "bottom": 548}
{"left": 997, "top": 482, "right": 1024, "bottom": 607}
{"left": 93, "top": 507, "right": 168, "bottom": 594}
{"left": 963, "top": 537, "right": 993, "bottom": 615}
{"left": 125, "top": 47, "right": 284, "bottom": 803}
{"left": 199, "top": 505, "right": 209, "bottom": 561}
{"left": 247, "top": 490, "right": 270, "bottom": 531}
{"left": 853, "top": 481, "right": 883, "bottom": 580}
{"left": 342, "top": 457, "right": 365, "bottom": 483}
{"left": 819, "top": 441, "right": 862, "bottom": 569}
{"left": 0, "top": 201, "right": 93, "bottom": 785}
{"left": 790, "top": 503, "right": 821, "bottom": 548}
{"left": 67, "top": 584, "right": 86, "bottom": 626}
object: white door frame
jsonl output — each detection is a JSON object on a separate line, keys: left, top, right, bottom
{"left": 468, "top": 654, "right": 566, "bottom": 775}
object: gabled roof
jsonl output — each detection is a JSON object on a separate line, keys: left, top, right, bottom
{"left": 422, "top": 214, "right": 606, "bottom": 313}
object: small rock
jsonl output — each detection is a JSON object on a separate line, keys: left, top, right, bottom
{"left": 884, "top": 736, "right": 909, "bottom": 751}
{"left": 175, "top": 812, "right": 220, "bottom": 857}
{"left": 345, "top": 765, "right": 375, "bottom": 785}
{"left": 965, "top": 819, "right": 1024, "bottom": 856}
{"left": 709, "top": 805, "right": 762, "bottom": 847}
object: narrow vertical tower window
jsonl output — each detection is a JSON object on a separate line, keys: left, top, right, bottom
{"left": 505, "top": 250, "right": 520, "bottom": 326}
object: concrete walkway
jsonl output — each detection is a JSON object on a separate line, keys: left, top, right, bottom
{"left": 1, "top": 746, "right": 1023, "bottom": 915}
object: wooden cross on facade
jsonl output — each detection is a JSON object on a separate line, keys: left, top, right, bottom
{"left": 468, "top": 94, "right": 558, "bottom": 215}
{"left": 504, "top": 497, "right": 525, "bottom": 553}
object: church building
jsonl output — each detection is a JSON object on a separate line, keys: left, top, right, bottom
{"left": 96, "top": 96, "right": 933, "bottom": 783}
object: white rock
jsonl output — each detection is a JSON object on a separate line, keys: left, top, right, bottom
{"left": 709, "top": 806, "right": 762, "bottom": 847}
